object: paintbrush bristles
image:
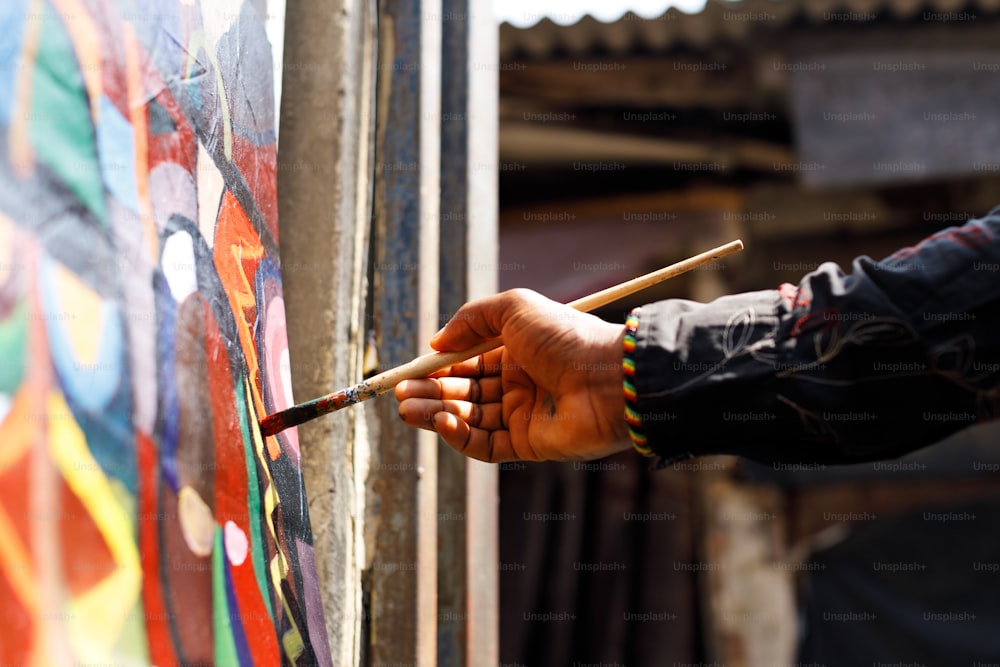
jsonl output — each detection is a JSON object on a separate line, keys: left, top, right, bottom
{"left": 258, "top": 239, "right": 744, "bottom": 436}
{"left": 258, "top": 339, "right": 503, "bottom": 436}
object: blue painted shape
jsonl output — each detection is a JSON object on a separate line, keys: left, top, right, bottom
{"left": 0, "top": 0, "right": 28, "bottom": 125}
{"left": 39, "top": 253, "right": 136, "bottom": 491}
{"left": 154, "top": 271, "right": 180, "bottom": 491}
{"left": 97, "top": 95, "right": 140, "bottom": 212}
{"left": 40, "top": 254, "right": 124, "bottom": 412}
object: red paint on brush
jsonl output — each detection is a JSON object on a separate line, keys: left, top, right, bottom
{"left": 258, "top": 411, "right": 293, "bottom": 437}
{"left": 258, "top": 380, "right": 379, "bottom": 436}
{"left": 258, "top": 391, "right": 353, "bottom": 436}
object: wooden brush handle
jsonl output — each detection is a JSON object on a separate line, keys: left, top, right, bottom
{"left": 342, "top": 240, "right": 743, "bottom": 396}
{"left": 259, "top": 239, "right": 743, "bottom": 435}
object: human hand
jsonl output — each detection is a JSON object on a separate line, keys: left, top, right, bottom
{"left": 394, "top": 288, "right": 631, "bottom": 463}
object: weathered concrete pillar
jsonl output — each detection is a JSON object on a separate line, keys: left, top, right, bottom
{"left": 277, "top": 0, "right": 377, "bottom": 663}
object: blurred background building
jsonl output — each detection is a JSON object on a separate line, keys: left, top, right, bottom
{"left": 493, "top": 1, "right": 1000, "bottom": 664}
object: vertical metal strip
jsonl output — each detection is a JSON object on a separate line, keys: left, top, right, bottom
{"left": 438, "top": 0, "right": 499, "bottom": 663}
{"left": 371, "top": 0, "right": 441, "bottom": 663}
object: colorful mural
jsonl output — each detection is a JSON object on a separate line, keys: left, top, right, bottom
{"left": 0, "top": 1, "right": 331, "bottom": 665}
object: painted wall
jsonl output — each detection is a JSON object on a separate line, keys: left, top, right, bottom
{"left": 0, "top": 1, "right": 331, "bottom": 665}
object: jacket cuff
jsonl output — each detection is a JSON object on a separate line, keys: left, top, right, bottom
{"left": 630, "top": 290, "right": 786, "bottom": 463}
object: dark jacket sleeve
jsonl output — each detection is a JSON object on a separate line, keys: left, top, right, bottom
{"left": 631, "top": 208, "right": 1000, "bottom": 466}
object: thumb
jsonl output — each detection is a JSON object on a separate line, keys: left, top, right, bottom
{"left": 430, "top": 288, "right": 546, "bottom": 352}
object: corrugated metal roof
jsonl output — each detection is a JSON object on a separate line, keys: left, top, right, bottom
{"left": 500, "top": 0, "right": 1000, "bottom": 59}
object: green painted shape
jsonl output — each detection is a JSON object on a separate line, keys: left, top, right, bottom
{"left": 213, "top": 526, "right": 240, "bottom": 667}
{"left": 0, "top": 300, "right": 28, "bottom": 392}
{"left": 31, "top": 5, "right": 107, "bottom": 225}
{"left": 236, "top": 381, "right": 275, "bottom": 621}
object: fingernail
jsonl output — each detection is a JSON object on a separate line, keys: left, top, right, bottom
{"left": 431, "top": 412, "right": 446, "bottom": 431}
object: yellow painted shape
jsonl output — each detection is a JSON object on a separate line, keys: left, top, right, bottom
{"left": 282, "top": 622, "right": 306, "bottom": 663}
{"left": 50, "top": 261, "right": 103, "bottom": 364}
{"left": 66, "top": 560, "right": 147, "bottom": 666}
{"left": 177, "top": 485, "right": 215, "bottom": 557}
{"left": 196, "top": 142, "right": 224, "bottom": 248}
{"left": 108, "top": 596, "right": 153, "bottom": 667}
{"left": 247, "top": 377, "right": 287, "bottom": 578}
{"left": 46, "top": 391, "right": 141, "bottom": 659}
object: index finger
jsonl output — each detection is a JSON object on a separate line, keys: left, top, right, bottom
{"left": 427, "top": 346, "right": 505, "bottom": 379}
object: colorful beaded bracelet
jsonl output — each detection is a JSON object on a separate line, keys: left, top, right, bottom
{"left": 623, "top": 308, "right": 652, "bottom": 457}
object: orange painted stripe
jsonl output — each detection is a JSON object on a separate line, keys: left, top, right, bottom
{"left": 0, "top": 504, "right": 38, "bottom": 615}
{"left": 211, "top": 192, "right": 279, "bottom": 458}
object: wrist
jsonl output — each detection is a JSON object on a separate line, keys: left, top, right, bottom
{"left": 577, "top": 318, "right": 631, "bottom": 457}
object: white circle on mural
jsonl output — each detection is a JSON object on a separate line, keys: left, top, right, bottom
{"left": 224, "top": 520, "right": 249, "bottom": 566}
{"left": 162, "top": 231, "right": 199, "bottom": 303}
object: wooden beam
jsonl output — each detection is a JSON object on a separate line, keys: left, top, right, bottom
{"left": 501, "top": 55, "right": 760, "bottom": 110}
{"left": 499, "top": 187, "right": 748, "bottom": 227}
{"left": 500, "top": 123, "right": 794, "bottom": 171}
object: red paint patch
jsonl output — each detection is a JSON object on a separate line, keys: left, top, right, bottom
{"left": 58, "top": 473, "right": 116, "bottom": 595}
{"left": 147, "top": 87, "right": 197, "bottom": 175}
{"left": 137, "top": 431, "right": 179, "bottom": 666}
{"left": 0, "top": 560, "right": 31, "bottom": 667}
{"left": 231, "top": 134, "right": 278, "bottom": 243}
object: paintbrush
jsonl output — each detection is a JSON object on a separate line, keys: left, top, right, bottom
{"left": 259, "top": 239, "right": 744, "bottom": 436}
